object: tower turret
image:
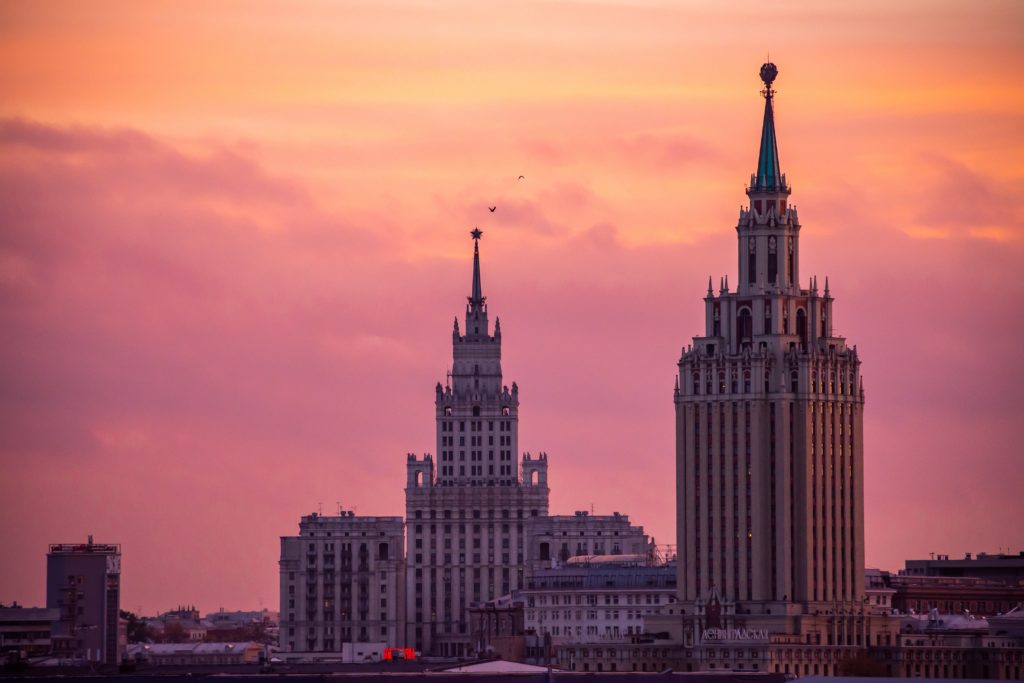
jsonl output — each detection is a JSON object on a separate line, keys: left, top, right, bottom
{"left": 435, "top": 229, "right": 521, "bottom": 486}
{"left": 738, "top": 62, "right": 800, "bottom": 295}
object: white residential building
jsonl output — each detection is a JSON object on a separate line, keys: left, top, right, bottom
{"left": 522, "top": 557, "right": 676, "bottom": 644}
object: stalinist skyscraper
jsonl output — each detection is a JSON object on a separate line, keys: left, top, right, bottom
{"left": 405, "top": 230, "right": 549, "bottom": 657}
{"left": 673, "top": 63, "right": 869, "bottom": 659}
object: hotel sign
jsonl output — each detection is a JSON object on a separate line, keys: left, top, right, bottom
{"left": 701, "top": 628, "right": 769, "bottom": 642}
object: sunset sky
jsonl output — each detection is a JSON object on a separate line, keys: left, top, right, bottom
{"left": 1, "top": 0, "right": 1022, "bottom": 616}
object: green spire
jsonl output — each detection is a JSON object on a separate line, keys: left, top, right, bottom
{"left": 755, "top": 62, "right": 782, "bottom": 191}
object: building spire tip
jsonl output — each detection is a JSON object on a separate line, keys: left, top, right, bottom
{"left": 469, "top": 228, "right": 484, "bottom": 304}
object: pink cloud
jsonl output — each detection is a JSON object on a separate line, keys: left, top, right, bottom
{"left": 1, "top": 114, "right": 1022, "bottom": 615}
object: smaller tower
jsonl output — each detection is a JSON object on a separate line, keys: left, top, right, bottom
{"left": 406, "top": 453, "right": 434, "bottom": 489}
{"left": 521, "top": 452, "right": 548, "bottom": 487}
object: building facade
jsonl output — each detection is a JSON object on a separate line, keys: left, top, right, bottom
{"left": 0, "top": 606, "right": 60, "bottom": 660}
{"left": 46, "top": 537, "right": 122, "bottom": 665}
{"left": 278, "top": 510, "right": 405, "bottom": 655}
{"left": 525, "top": 511, "right": 653, "bottom": 572}
{"left": 643, "top": 62, "right": 904, "bottom": 676}
{"left": 675, "top": 60, "right": 865, "bottom": 611}
{"left": 405, "top": 230, "right": 550, "bottom": 657}
{"left": 523, "top": 558, "right": 677, "bottom": 645}
{"left": 903, "top": 552, "right": 1024, "bottom": 583}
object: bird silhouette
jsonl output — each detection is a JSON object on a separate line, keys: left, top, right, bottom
{"left": 488, "top": 206, "right": 496, "bottom": 212}
{"left": 517, "top": 175, "right": 525, "bottom": 180}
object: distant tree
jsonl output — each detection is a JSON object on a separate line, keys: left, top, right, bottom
{"left": 838, "top": 650, "right": 887, "bottom": 677}
{"left": 119, "top": 610, "right": 154, "bottom": 643}
{"left": 161, "top": 622, "right": 189, "bottom": 644}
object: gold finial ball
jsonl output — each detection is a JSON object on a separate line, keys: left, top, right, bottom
{"left": 760, "top": 62, "right": 778, "bottom": 87}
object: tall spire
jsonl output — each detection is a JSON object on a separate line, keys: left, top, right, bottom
{"left": 755, "top": 61, "right": 782, "bottom": 191}
{"left": 470, "top": 228, "right": 484, "bottom": 306}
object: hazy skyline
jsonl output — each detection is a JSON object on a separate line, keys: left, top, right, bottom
{"left": 1, "top": 0, "right": 1022, "bottom": 615}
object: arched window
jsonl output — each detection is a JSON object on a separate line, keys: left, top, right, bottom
{"left": 796, "top": 308, "right": 807, "bottom": 350}
{"left": 692, "top": 372, "right": 700, "bottom": 395}
{"left": 743, "top": 370, "right": 751, "bottom": 393}
{"left": 472, "top": 406, "right": 481, "bottom": 417}
{"left": 768, "top": 236, "right": 778, "bottom": 285}
{"left": 737, "top": 308, "right": 753, "bottom": 348}
{"left": 444, "top": 406, "right": 452, "bottom": 416}
{"left": 501, "top": 406, "right": 510, "bottom": 416}
{"left": 790, "top": 371, "right": 798, "bottom": 393}
{"left": 718, "top": 372, "right": 726, "bottom": 394}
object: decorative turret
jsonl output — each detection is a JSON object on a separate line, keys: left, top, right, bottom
{"left": 737, "top": 62, "right": 800, "bottom": 294}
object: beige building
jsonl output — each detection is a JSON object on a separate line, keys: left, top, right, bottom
{"left": 645, "top": 62, "right": 903, "bottom": 676}
{"left": 278, "top": 510, "right": 405, "bottom": 656}
{"left": 405, "top": 230, "right": 550, "bottom": 657}
{"left": 675, "top": 60, "right": 864, "bottom": 612}
{"left": 525, "top": 511, "right": 653, "bottom": 572}
{"left": 523, "top": 557, "right": 677, "bottom": 645}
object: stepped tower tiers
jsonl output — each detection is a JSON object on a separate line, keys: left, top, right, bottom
{"left": 433, "top": 227, "right": 522, "bottom": 487}
{"left": 672, "top": 63, "right": 867, "bottom": 637}
{"left": 405, "top": 229, "right": 550, "bottom": 657}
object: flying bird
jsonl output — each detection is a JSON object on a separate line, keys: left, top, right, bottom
{"left": 488, "top": 206, "right": 496, "bottom": 212}
{"left": 517, "top": 175, "right": 525, "bottom": 180}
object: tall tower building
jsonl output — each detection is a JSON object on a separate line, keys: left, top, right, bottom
{"left": 675, "top": 63, "right": 865, "bottom": 622}
{"left": 405, "top": 230, "right": 550, "bottom": 657}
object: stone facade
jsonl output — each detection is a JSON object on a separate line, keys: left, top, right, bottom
{"left": 643, "top": 62, "right": 900, "bottom": 676}
{"left": 525, "top": 511, "right": 653, "bottom": 572}
{"left": 675, "top": 61, "right": 865, "bottom": 613}
{"left": 278, "top": 511, "right": 405, "bottom": 655}
{"left": 405, "top": 230, "right": 550, "bottom": 657}
{"left": 522, "top": 559, "right": 676, "bottom": 646}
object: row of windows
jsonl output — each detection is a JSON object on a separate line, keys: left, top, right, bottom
{"left": 439, "top": 417, "right": 513, "bottom": 429}
{"left": 528, "top": 593, "right": 668, "bottom": 607}
{"left": 414, "top": 522, "right": 522, "bottom": 534}
{"left": 438, "top": 448, "right": 514, "bottom": 463}
{"left": 412, "top": 508, "right": 538, "bottom": 520}
{"left": 439, "top": 434, "right": 515, "bottom": 447}
{"left": 438, "top": 464, "right": 515, "bottom": 477}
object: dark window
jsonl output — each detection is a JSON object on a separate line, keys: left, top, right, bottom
{"left": 747, "top": 238, "right": 756, "bottom": 284}
{"left": 737, "top": 308, "right": 753, "bottom": 347}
